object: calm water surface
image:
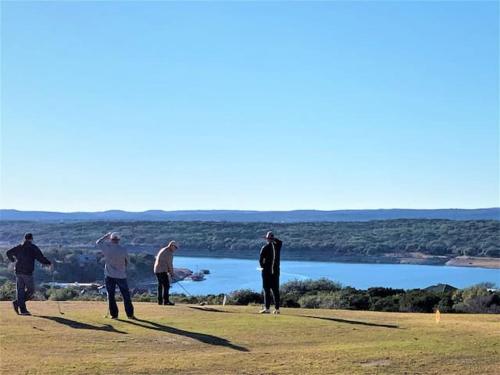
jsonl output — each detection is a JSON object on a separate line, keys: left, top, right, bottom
{"left": 166, "top": 256, "right": 499, "bottom": 295}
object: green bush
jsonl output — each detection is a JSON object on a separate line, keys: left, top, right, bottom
{"left": 281, "top": 278, "right": 342, "bottom": 295}
{"left": 228, "top": 289, "right": 263, "bottom": 305}
{"left": 0, "top": 280, "right": 16, "bottom": 301}
{"left": 452, "top": 284, "right": 500, "bottom": 313}
{"left": 171, "top": 293, "right": 202, "bottom": 304}
{"left": 280, "top": 295, "right": 301, "bottom": 308}
{"left": 368, "top": 287, "right": 405, "bottom": 298}
{"left": 298, "top": 294, "right": 322, "bottom": 308}
{"left": 436, "top": 294, "right": 454, "bottom": 313}
{"left": 399, "top": 290, "right": 441, "bottom": 313}
{"left": 370, "top": 295, "right": 401, "bottom": 312}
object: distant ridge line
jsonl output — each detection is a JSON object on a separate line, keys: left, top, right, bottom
{"left": 0, "top": 208, "right": 499, "bottom": 222}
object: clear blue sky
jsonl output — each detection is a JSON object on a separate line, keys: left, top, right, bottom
{"left": 1, "top": 1, "right": 498, "bottom": 212}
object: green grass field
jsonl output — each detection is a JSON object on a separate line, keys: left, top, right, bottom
{"left": 1, "top": 301, "right": 499, "bottom": 374}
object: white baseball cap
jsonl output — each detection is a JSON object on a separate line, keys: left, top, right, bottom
{"left": 110, "top": 232, "right": 120, "bottom": 240}
{"left": 265, "top": 231, "right": 275, "bottom": 240}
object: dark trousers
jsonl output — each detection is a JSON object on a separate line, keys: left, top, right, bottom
{"left": 155, "top": 272, "right": 170, "bottom": 304}
{"left": 15, "top": 274, "right": 35, "bottom": 313}
{"left": 105, "top": 276, "right": 134, "bottom": 318}
{"left": 262, "top": 272, "right": 280, "bottom": 310}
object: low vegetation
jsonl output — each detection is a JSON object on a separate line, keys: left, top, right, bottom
{"left": 1, "top": 277, "right": 498, "bottom": 314}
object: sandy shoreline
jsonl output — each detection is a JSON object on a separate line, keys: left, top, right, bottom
{"left": 444, "top": 256, "right": 500, "bottom": 269}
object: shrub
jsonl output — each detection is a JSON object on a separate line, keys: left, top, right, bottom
{"left": 399, "top": 290, "right": 441, "bottom": 313}
{"left": 204, "top": 294, "right": 225, "bottom": 305}
{"left": 368, "top": 287, "right": 405, "bottom": 298}
{"left": 345, "top": 290, "right": 370, "bottom": 310}
{"left": 281, "top": 278, "right": 342, "bottom": 295}
{"left": 0, "top": 280, "right": 16, "bottom": 301}
{"left": 33, "top": 291, "right": 47, "bottom": 301}
{"left": 453, "top": 292, "right": 500, "bottom": 313}
{"left": 228, "top": 289, "right": 263, "bottom": 305}
{"left": 297, "top": 292, "right": 341, "bottom": 309}
{"left": 281, "top": 296, "right": 301, "bottom": 308}
{"left": 371, "top": 295, "right": 400, "bottom": 312}
{"left": 298, "top": 294, "right": 321, "bottom": 308}
{"left": 436, "top": 295, "right": 454, "bottom": 313}
{"left": 171, "top": 293, "right": 201, "bottom": 304}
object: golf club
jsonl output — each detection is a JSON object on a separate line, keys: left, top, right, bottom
{"left": 176, "top": 279, "right": 193, "bottom": 297}
{"left": 51, "top": 267, "right": 64, "bottom": 315}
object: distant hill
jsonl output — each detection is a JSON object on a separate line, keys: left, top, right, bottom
{"left": 0, "top": 208, "right": 498, "bottom": 222}
{"left": 1, "top": 219, "right": 498, "bottom": 259}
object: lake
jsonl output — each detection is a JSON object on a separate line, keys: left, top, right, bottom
{"left": 166, "top": 256, "right": 500, "bottom": 295}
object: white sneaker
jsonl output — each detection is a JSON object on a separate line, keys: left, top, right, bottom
{"left": 273, "top": 309, "right": 280, "bottom": 315}
{"left": 259, "top": 309, "right": 270, "bottom": 314}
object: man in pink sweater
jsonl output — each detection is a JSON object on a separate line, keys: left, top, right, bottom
{"left": 153, "top": 241, "right": 178, "bottom": 305}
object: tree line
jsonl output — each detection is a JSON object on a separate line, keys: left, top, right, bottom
{"left": 0, "top": 219, "right": 498, "bottom": 259}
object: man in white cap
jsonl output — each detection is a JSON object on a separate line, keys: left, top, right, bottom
{"left": 96, "top": 232, "right": 135, "bottom": 319}
{"left": 153, "top": 240, "right": 178, "bottom": 306}
{"left": 259, "top": 231, "right": 283, "bottom": 314}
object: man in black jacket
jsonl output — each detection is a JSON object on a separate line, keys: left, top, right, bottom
{"left": 6, "top": 233, "right": 52, "bottom": 315}
{"left": 259, "top": 231, "right": 283, "bottom": 314}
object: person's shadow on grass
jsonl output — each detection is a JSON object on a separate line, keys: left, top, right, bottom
{"left": 35, "top": 315, "right": 128, "bottom": 334}
{"left": 188, "top": 306, "right": 234, "bottom": 314}
{"left": 120, "top": 317, "right": 249, "bottom": 352}
{"left": 300, "top": 315, "right": 399, "bottom": 329}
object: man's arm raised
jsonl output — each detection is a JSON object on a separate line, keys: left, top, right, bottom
{"left": 96, "top": 232, "right": 112, "bottom": 248}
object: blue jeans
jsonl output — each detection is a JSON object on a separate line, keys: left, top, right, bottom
{"left": 15, "top": 274, "right": 35, "bottom": 313}
{"left": 105, "top": 276, "right": 134, "bottom": 318}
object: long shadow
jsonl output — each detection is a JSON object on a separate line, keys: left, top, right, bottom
{"left": 188, "top": 306, "right": 234, "bottom": 314}
{"left": 35, "top": 315, "right": 128, "bottom": 334}
{"left": 120, "top": 318, "right": 249, "bottom": 352}
{"left": 300, "top": 315, "right": 399, "bottom": 329}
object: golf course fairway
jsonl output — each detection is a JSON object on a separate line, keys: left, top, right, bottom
{"left": 1, "top": 301, "right": 498, "bottom": 374}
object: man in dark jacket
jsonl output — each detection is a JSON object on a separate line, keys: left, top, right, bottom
{"left": 259, "top": 231, "right": 283, "bottom": 314}
{"left": 6, "top": 233, "right": 52, "bottom": 315}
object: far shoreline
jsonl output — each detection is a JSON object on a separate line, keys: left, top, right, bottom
{"left": 2, "top": 244, "right": 498, "bottom": 270}
{"left": 157, "top": 250, "right": 500, "bottom": 270}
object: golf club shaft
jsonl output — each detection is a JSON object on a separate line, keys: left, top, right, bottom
{"left": 176, "top": 280, "right": 193, "bottom": 297}
{"left": 51, "top": 269, "right": 64, "bottom": 314}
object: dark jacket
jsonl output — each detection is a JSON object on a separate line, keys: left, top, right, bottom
{"left": 6, "top": 241, "right": 51, "bottom": 275}
{"left": 259, "top": 239, "right": 282, "bottom": 276}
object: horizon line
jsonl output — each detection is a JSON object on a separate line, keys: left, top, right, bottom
{"left": 1, "top": 207, "right": 499, "bottom": 214}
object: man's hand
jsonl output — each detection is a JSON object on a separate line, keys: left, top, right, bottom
{"left": 97, "top": 232, "right": 112, "bottom": 245}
